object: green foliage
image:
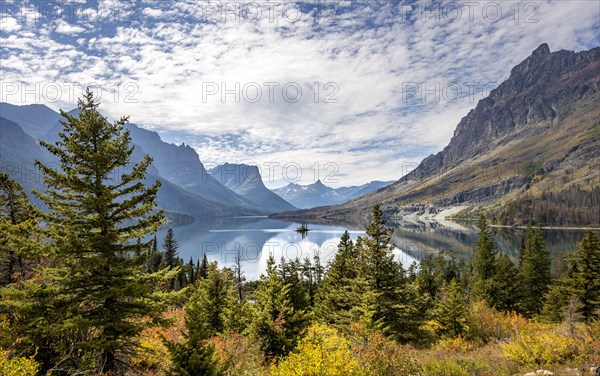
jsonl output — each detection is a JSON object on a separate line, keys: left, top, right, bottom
{"left": 314, "top": 231, "right": 363, "bottom": 328}
{"left": 0, "top": 172, "right": 38, "bottom": 285}
{"left": 199, "top": 253, "right": 209, "bottom": 280}
{"left": 355, "top": 205, "right": 425, "bottom": 341}
{"left": 491, "top": 253, "right": 520, "bottom": 312}
{"left": 0, "top": 348, "right": 39, "bottom": 376}
{"left": 247, "top": 255, "right": 307, "bottom": 359}
{"left": 566, "top": 231, "right": 600, "bottom": 322}
{"left": 162, "top": 228, "right": 181, "bottom": 290}
{"left": 9, "top": 90, "right": 176, "bottom": 374}
{"left": 193, "top": 262, "right": 233, "bottom": 336}
{"left": 518, "top": 225, "right": 551, "bottom": 317}
{"left": 166, "top": 293, "right": 221, "bottom": 376}
{"left": 471, "top": 215, "right": 497, "bottom": 302}
{"left": 163, "top": 228, "right": 179, "bottom": 268}
{"left": 433, "top": 279, "right": 469, "bottom": 338}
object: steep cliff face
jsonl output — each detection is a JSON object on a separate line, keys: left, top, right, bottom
{"left": 409, "top": 43, "right": 599, "bottom": 182}
{"left": 125, "top": 124, "right": 263, "bottom": 211}
{"left": 278, "top": 44, "right": 600, "bottom": 222}
{"left": 209, "top": 163, "right": 297, "bottom": 213}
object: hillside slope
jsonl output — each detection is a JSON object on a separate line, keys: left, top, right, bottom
{"left": 276, "top": 44, "right": 600, "bottom": 225}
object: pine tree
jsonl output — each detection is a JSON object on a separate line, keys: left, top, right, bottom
{"left": 162, "top": 228, "right": 180, "bottom": 290}
{"left": 146, "top": 236, "right": 162, "bottom": 273}
{"left": 314, "top": 231, "right": 363, "bottom": 327}
{"left": 565, "top": 231, "right": 600, "bottom": 322}
{"left": 194, "top": 262, "right": 232, "bottom": 335}
{"left": 167, "top": 286, "right": 221, "bottom": 376}
{"left": 248, "top": 255, "right": 305, "bottom": 358}
{"left": 222, "top": 281, "right": 247, "bottom": 334}
{"left": 163, "top": 228, "right": 179, "bottom": 268}
{"left": 491, "top": 253, "right": 520, "bottom": 312}
{"left": 280, "top": 257, "right": 310, "bottom": 317}
{"left": 471, "top": 215, "right": 497, "bottom": 302}
{"left": 356, "top": 205, "right": 423, "bottom": 341}
{"left": 199, "top": 253, "right": 209, "bottom": 279}
{"left": 518, "top": 225, "right": 551, "bottom": 317}
{"left": 415, "top": 255, "right": 445, "bottom": 300}
{"left": 540, "top": 282, "right": 568, "bottom": 323}
{"left": 31, "top": 90, "right": 174, "bottom": 373}
{"left": 186, "top": 257, "right": 195, "bottom": 286}
{"left": 0, "top": 172, "right": 37, "bottom": 285}
{"left": 434, "top": 279, "right": 469, "bottom": 338}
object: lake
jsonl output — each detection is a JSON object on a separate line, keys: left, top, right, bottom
{"left": 156, "top": 216, "right": 591, "bottom": 280}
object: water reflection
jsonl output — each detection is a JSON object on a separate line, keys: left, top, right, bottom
{"left": 156, "top": 216, "right": 590, "bottom": 280}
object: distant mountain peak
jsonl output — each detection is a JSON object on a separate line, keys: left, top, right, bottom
{"left": 286, "top": 44, "right": 600, "bottom": 218}
{"left": 210, "top": 163, "right": 296, "bottom": 213}
{"left": 532, "top": 43, "right": 550, "bottom": 59}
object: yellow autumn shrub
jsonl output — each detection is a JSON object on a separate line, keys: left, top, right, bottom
{"left": 466, "top": 301, "right": 528, "bottom": 344}
{"left": 0, "top": 349, "right": 39, "bottom": 376}
{"left": 347, "top": 322, "right": 420, "bottom": 375}
{"left": 272, "top": 323, "right": 361, "bottom": 376}
{"left": 501, "top": 322, "right": 595, "bottom": 365}
{"left": 131, "top": 308, "right": 185, "bottom": 374}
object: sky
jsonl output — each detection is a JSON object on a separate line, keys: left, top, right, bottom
{"left": 1, "top": 0, "right": 599, "bottom": 188}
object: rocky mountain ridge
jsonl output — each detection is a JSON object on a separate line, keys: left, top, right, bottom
{"left": 274, "top": 44, "right": 600, "bottom": 225}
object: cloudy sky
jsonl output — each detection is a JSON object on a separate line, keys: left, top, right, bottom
{"left": 1, "top": 0, "right": 598, "bottom": 188}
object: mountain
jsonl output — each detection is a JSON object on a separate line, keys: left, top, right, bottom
{"left": 0, "top": 113, "right": 263, "bottom": 219}
{"left": 272, "top": 180, "right": 392, "bottom": 209}
{"left": 124, "top": 124, "right": 262, "bottom": 211}
{"left": 36, "top": 109, "right": 261, "bottom": 211}
{"left": 0, "top": 117, "right": 54, "bottom": 208}
{"left": 276, "top": 44, "right": 600, "bottom": 225}
{"left": 0, "top": 103, "right": 63, "bottom": 140}
{"left": 209, "top": 163, "right": 297, "bottom": 213}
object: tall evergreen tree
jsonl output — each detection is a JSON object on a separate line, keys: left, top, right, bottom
{"left": 186, "top": 257, "right": 195, "bottom": 286}
{"left": 199, "top": 253, "right": 209, "bottom": 279}
{"left": 0, "top": 172, "right": 37, "bottom": 285}
{"left": 314, "top": 231, "right": 363, "bottom": 327}
{"left": 146, "top": 235, "right": 162, "bottom": 273}
{"left": 471, "top": 215, "right": 497, "bottom": 302}
{"left": 280, "top": 257, "right": 310, "bottom": 316}
{"left": 491, "top": 253, "right": 520, "bottom": 312}
{"left": 162, "top": 228, "right": 180, "bottom": 290}
{"left": 194, "top": 262, "right": 232, "bottom": 335}
{"left": 167, "top": 284, "right": 221, "bottom": 376}
{"left": 565, "top": 231, "right": 600, "bottom": 322}
{"left": 162, "top": 228, "right": 179, "bottom": 268}
{"left": 248, "top": 255, "right": 305, "bottom": 358}
{"left": 31, "top": 90, "right": 173, "bottom": 373}
{"left": 518, "top": 225, "right": 551, "bottom": 317}
{"left": 356, "top": 205, "right": 423, "bottom": 341}
{"left": 433, "top": 279, "right": 469, "bottom": 338}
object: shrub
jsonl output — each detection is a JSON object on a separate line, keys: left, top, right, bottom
{"left": 0, "top": 349, "right": 39, "bottom": 376}
{"left": 501, "top": 322, "right": 596, "bottom": 365}
{"left": 273, "top": 323, "right": 361, "bottom": 376}
{"left": 212, "top": 333, "right": 265, "bottom": 376}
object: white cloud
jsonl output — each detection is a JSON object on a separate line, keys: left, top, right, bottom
{"left": 54, "top": 20, "right": 85, "bottom": 35}
{"left": 142, "top": 8, "right": 163, "bottom": 18}
{"left": 0, "top": 16, "right": 21, "bottom": 32}
{"left": 1, "top": 0, "right": 598, "bottom": 187}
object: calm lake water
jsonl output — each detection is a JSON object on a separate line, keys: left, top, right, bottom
{"left": 156, "top": 217, "right": 591, "bottom": 280}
